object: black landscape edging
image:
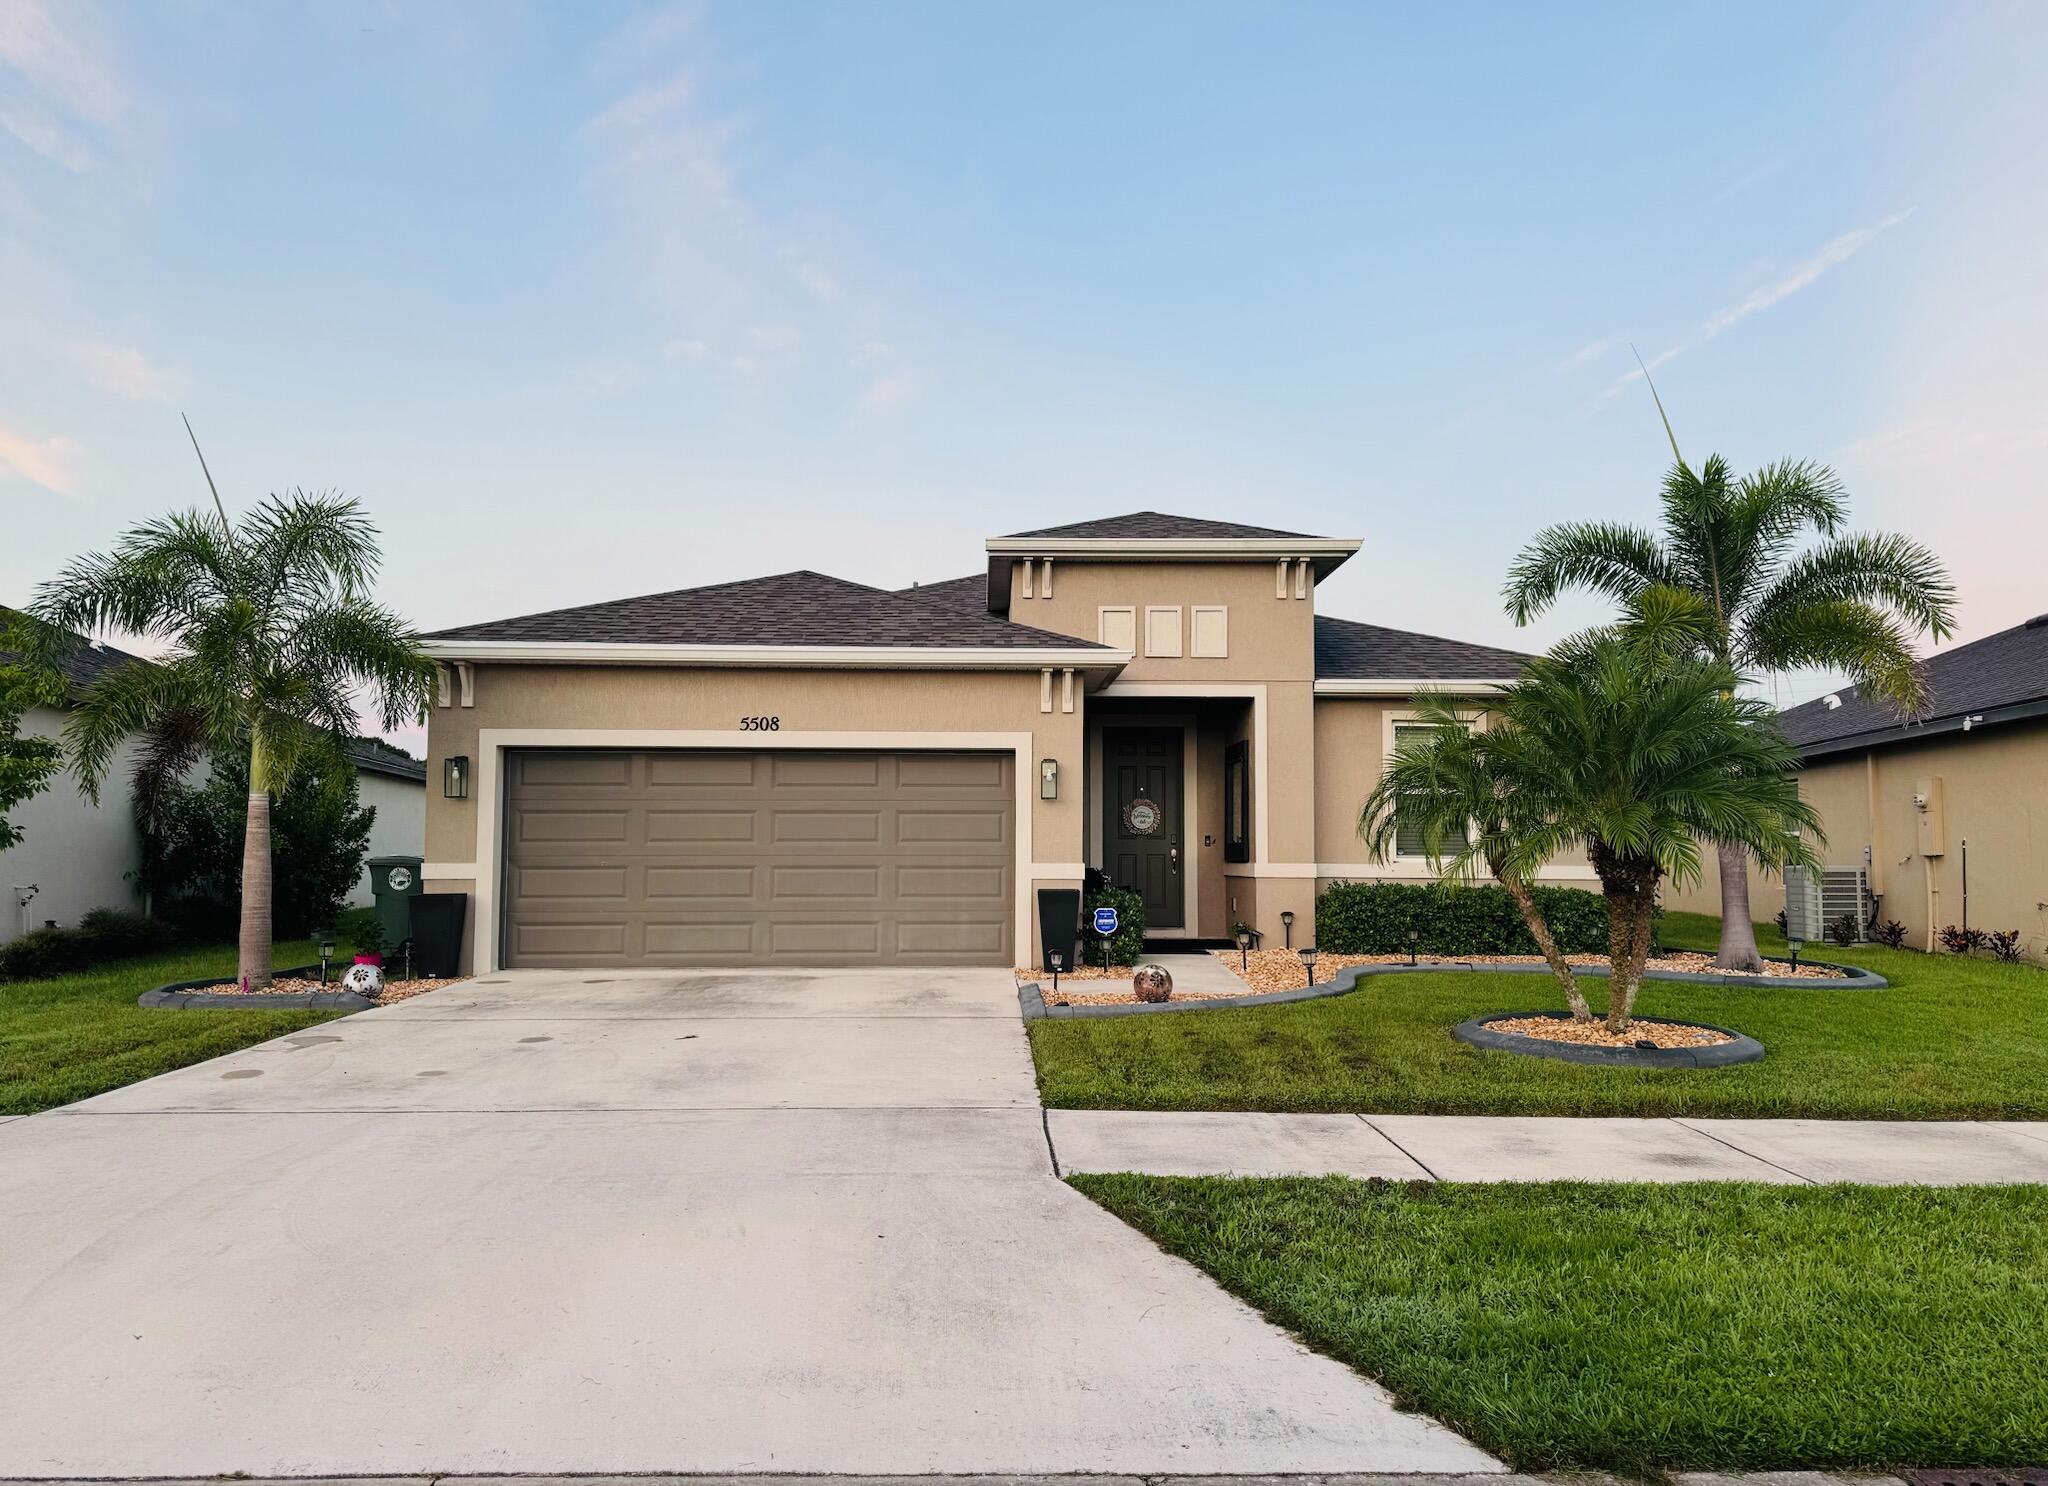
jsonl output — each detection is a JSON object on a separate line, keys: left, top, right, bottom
{"left": 1452, "top": 1010, "right": 1767, "bottom": 1068}
{"left": 1017, "top": 953, "right": 1884, "bottom": 1021}
{"left": 137, "top": 963, "right": 373, "bottom": 1011}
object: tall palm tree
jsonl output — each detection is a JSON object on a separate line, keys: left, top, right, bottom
{"left": 22, "top": 493, "right": 434, "bottom": 989}
{"left": 1358, "top": 692, "right": 1592, "bottom": 1021}
{"left": 1503, "top": 390, "right": 1954, "bottom": 970}
{"left": 1477, "top": 633, "right": 1821, "bottom": 1031}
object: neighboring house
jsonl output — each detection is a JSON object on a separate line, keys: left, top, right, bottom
{"left": 1668, "top": 612, "right": 2048, "bottom": 962}
{"left": 0, "top": 619, "right": 427, "bottom": 937}
{"left": 421, "top": 511, "right": 1565, "bottom": 973}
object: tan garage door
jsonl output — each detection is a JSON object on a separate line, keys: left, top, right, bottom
{"left": 502, "top": 749, "right": 1015, "bottom": 968}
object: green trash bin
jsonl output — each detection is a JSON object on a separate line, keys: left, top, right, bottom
{"left": 366, "top": 854, "right": 424, "bottom": 950}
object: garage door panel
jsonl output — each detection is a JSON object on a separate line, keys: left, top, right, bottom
{"left": 647, "top": 810, "right": 758, "bottom": 843}
{"left": 505, "top": 749, "right": 1012, "bottom": 967}
{"left": 647, "top": 753, "right": 756, "bottom": 787}
{"left": 646, "top": 865, "right": 756, "bottom": 900}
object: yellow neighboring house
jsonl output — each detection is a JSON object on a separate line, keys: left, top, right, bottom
{"left": 1669, "top": 612, "right": 2048, "bottom": 962}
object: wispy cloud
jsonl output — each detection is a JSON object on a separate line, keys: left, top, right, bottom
{"left": 0, "top": 419, "right": 82, "bottom": 497}
{"left": 859, "top": 372, "right": 917, "bottom": 416}
{"left": 1556, "top": 332, "right": 1625, "bottom": 373}
{"left": 0, "top": 0, "right": 124, "bottom": 121}
{"left": 67, "top": 340, "right": 177, "bottom": 400}
{"left": 1599, "top": 210, "right": 1915, "bottom": 401}
{"left": 0, "top": 99, "right": 94, "bottom": 170}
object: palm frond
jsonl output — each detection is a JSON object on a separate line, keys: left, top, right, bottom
{"left": 1502, "top": 522, "right": 1673, "bottom": 623}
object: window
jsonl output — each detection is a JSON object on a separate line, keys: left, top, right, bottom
{"left": 1223, "top": 740, "right": 1251, "bottom": 863}
{"left": 1190, "top": 605, "right": 1228, "bottom": 658}
{"left": 1098, "top": 606, "right": 1136, "bottom": 652}
{"left": 1144, "top": 605, "right": 1184, "bottom": 658}
{"left": 1391, "top": 719, "right": 1470, "bottom": 857}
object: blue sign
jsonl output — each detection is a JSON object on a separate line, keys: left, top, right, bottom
{"left": 1092, "top": 906, "right": 1120, "bottom": 936}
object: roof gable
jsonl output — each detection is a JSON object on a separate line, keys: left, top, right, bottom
{"left": 426, "top": 570, "right": 1104, "bottom": 650}
{"left": 1003, "top": 510, "right": 1318, "bottom": 540}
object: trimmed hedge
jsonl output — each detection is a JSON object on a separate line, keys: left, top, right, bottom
{"left": 1315, "top": 880, "right": 1624, "bottom": 957}
{"left": 0, "top": 907, "right": 181, "bottom": 982}
{"left": 1082, "top": 883, "right": 1147, "bottom": 966}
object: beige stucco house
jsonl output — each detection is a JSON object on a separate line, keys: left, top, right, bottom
{"left": 1668, "top": 612, "right": 2048, "bottom": 962}
{"left": 420, "top": 512, "right": 1579, "bottom": 973}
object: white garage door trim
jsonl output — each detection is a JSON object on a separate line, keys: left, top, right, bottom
{"left": 466, "top": 729, "right": 1039, "bottom": 974}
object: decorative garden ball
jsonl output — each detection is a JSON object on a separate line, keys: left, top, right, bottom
{"left": 1132, "top": 963, "right": 1173, "bottom": 1003}
{"left": 341, "top": 961, "right": 384, "bottom": 998}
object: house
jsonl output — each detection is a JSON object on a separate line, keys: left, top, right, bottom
{"left": 1667, "top": 612, "right": 2048, "bottom": 961}
{"left": 1, "top": 619, "right": 428, "bottom": 937}
{"left": 420, "top": 511, "right": 1577, "bottom": 973}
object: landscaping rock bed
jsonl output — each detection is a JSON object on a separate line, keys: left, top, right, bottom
{"left": 138, "top": 965, "right": 469, "bottom": 1010}
{"left": 1453, "top": 1010, "right": 1765, "bottom": 1068}
{"left": 1218, "top": 946, "right": 1848, "bottom": 994}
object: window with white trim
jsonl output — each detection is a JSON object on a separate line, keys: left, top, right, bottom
{"left": 1391, "top": 718, "right": 1472, "bottom": 857}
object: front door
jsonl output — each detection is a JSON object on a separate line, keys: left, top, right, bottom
{"left": 1103, "top": 727, "right": 1184, "bottom": 929}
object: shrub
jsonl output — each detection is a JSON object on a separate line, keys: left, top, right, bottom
{"left": 139, "top": 746, "right": 374, "bottom": 938}
{"left": 1938, "top": 924, "right": 1988, "bottom": 955}
{"left": 0, "top": 907, "right": 180, "bottom": 982}
{"left": 1313, "top": 881, "right": 1620, "bottom": 957}
{"left": 1081, "top": 883, "right": 1146, "bottom": 966}
{"left": 1774, "top": 908, "right": 1789, "bottom": 935}
{"left": 1826, "top": 912, "right": 1860, "bottom": 947}
{"left": 1874, "top": 919, "right": 1909, "bottom": 950}
{"left": 1987, "top": 929, "right": 2024, "bottom": 963}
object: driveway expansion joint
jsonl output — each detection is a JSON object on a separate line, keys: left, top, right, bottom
{"left": 1670, "top": 1118, "right": 1819, "bottom": 1184}
{"left": 1357, "top": 1114, "right": 1442, "bottom": 1180}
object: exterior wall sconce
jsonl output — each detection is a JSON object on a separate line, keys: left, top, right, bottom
{"left": 443, "top": 756, "right": 470, "bottom": 799}
{"left": 1039, "top": 758, "right": 1059, "bottom": 800}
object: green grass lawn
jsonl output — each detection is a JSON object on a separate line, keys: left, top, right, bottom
{"left": 1031, "top": 911, "right": 2048, "bottom": 1117}
{"left": 1075, "top": 1173, "right": 2048, "bottom": 1472}
{"left": 0, "top": 940, "right": 338, "bottom": 1115}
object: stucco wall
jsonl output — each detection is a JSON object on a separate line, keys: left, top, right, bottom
{"left": 0, "top": 704, "right": 143, "bottom": 938}
{"left": 424, "top": 664, "right": 1083, "bottom": 971}
{"left": 1667, "top": 720, "right": 2048, "bottom": 960}
{"left": 1007, "top": 559, "right": 1316, "bottom": 684}
{"left": 1311, "top": 696, "right": 1599, "bottom": 889}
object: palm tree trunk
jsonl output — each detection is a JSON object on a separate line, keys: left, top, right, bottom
{"left": 1590, "top": 840, "right": 1660, "bottom": 1034}
{"left": 1714, "top": 840, "right": 1765, "bottom": 973}
{"left": 238, "top": 733, "right": 274, "bottom": 992}
{"left": 1500, "top": 872, "right": 1590, "bottom": 1021}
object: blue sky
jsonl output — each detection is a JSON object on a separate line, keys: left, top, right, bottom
{"left": 5, "top": 1, "right": 2045, "bottom": 748}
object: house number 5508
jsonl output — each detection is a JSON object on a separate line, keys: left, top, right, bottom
{"left": 739, "top": 715, "right": 781, "bottom": 730}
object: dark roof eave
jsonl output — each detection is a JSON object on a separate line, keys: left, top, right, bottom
{"left": 1795, "top": 695, "right": 2048, "bottom": 761}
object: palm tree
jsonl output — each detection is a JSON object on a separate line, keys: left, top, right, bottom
{"left": 21, "top": 493, "right": 434, "bottom": 989}
{"left": 1358, "top": 693, "right": 1592, "bottom": 1021}
{"left": 1477, "top": 632, "right": 1821, "bottom": 1031}
{"left": 1503, "top": 389, "right": 1954, "bottom": 971}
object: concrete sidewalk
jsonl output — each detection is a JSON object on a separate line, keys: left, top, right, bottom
{"left": 1049, "top": 1110, "right": 2048, "bottom": 1184}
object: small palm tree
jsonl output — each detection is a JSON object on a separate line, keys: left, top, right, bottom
{"left": 1480, "top": 633, "right": 1821, "bottom": 1031}
{"left": 1358, "top": 693, "right": 1592, "bottom": 1021}
{"left": 1503, "top": 388, "right": 1953, "bottom": 971}
{"left": 22, "top": 493, "right": 434, "bottom": 989}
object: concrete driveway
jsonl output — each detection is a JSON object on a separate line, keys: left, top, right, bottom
{"left": 0, "top": 966, "right": 1492, "bottom": 1478}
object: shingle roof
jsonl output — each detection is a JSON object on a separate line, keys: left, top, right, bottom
{"left": 1003, "top": 511, "right": 1318, "bottom": 540}
{"left": 0, "top": 607, "right": 150, "bottom": 693}
{"left": 1778, "top": 613, "right": 2048, "bottom": 750}
{"left": 347, "top": 737, "right": 427, "bottom": 783}
{"left": 426, "top": 570, "right": 1105, "bottom": 649}
{"left": 1314, "top": 614, "right": 1535, "bottom": 681}
{"left": 895, "top": 574, "right": 991, "bottom": 616}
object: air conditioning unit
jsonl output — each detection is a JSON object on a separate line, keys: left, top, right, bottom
{"left": 1783, "top": 865, "right": 1824, "bottom": 943}
{"left": 1785, "top": 865, "right": 1873, "bottom": 943}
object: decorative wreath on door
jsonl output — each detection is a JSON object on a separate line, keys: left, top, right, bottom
{"left": 1122, "top": 797, "right": 1164, "bottom": 836}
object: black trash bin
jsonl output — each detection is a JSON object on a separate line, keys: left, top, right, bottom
{"left": 1036, "top": 887, "right": 1082, "bottom": 974}
{"left": 409, "top": 892, "right": 468, "bottom": 979}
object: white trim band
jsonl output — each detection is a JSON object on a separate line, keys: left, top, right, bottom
{"left": 423, "top": 639, "right": 1129, "bottom": 670}
{"left": 1314, "top": 678, "right": 1517, "bottom": 696}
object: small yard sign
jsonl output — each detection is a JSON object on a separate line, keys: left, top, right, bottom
{"left": 1092, "top": 905, "right": 1120, "bottom": 936}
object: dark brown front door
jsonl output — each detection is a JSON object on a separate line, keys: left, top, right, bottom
{"left": 1103, "top": 727, "right": 1184, "bottom": 929}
